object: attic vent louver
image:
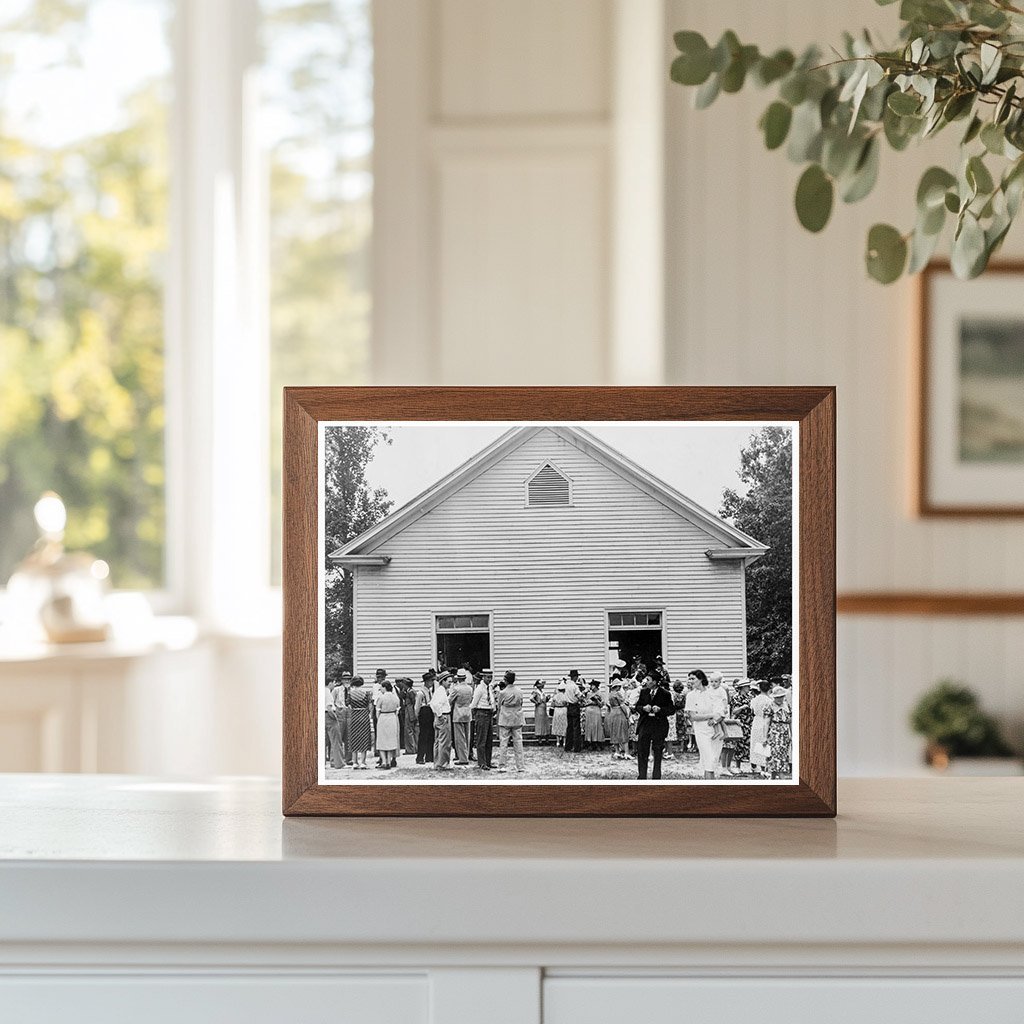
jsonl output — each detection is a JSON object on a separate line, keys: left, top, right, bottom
{"left": 528, "top": 464, "right": 570, "bottom": 506}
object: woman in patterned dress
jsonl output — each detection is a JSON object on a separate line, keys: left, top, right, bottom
{"left": 531, "top": 681, "right": 551, "bottom": 743}
{"left": 550, "top": 683, "right": 568, "bottom": 746}
{"left": 583, "top": 681, "right": 604, "bottom": 748}
{"left": 727, "top": 680, "right": 754, "bottom": 772}
{"left": 748, "top": 680, "right": 774, "bottom": 776}
{"left": 606, "top": 682, "right": 630, "bottom": 759}
{"left": 347, "top": 676, "right": 374, "bottom": 769}
{"left": 766, "top": 685, "right": 792, "bottom": 779}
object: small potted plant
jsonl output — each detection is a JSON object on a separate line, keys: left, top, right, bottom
{"left": 910, "top": 680, "right": 1019, "bottom": 774}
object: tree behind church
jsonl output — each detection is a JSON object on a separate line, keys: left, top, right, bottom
{"left": 720, "top": 427, "right": 793, "bottom": 679}
{"left": 323, "top": 427, "right": 392, "bottom": 675}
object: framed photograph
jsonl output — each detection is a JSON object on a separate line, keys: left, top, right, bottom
{"left": 917, "top": 261, "right": 1024, "bottom": 516}
{"left": 283, "top": 387, "right": 836, "bottom": 816}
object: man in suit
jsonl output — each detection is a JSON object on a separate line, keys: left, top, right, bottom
{"left": 495, "top": 671, "right": 526, "bottom": 772}
{"left": 450, "top": 669, "right": 474, "bottom": 765}
{"left": 635, "top": 676, "right": 675, "bottom": 780}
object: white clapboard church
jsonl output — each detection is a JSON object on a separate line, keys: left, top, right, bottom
{"left": 330, "top": 426, "right": 767, "bottom": 683}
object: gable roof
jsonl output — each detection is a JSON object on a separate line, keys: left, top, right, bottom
{"left": 330, "top": 425, "right": 768, "bottom": 560}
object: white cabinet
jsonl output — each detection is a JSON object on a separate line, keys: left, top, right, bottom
{"left": 0, "top": 975, "right": 429, "bottom": 1024}
{"left": 544, "top": 977, "right": 1024, "bottom": 1023}
{"left": 1, "top": 777, "right": 1022, "bottom": 1023}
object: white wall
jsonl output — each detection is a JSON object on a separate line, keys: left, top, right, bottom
{"left": 665, "top": 0, "right": 1024, "bottom": 771}
{"left": 371, "top": 0, "right": 1024, "bottom": 775}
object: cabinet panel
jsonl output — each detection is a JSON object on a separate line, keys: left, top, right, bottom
{"left": 544, "top": 977, "right": 1024, "bottom": 1023}
{"left": 0, "top": 975, "right": 428, "bottom": 1024}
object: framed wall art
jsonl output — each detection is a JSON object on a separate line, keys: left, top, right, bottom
{"left": 917, "top": 261, "right": 1024, "bottom": 517}
{"left": 282, "top": 387, "right": 836, "bottom": 816}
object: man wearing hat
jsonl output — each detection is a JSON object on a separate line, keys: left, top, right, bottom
{"left": 495, "top": 670, "right": 526, "bottom": 772}
{"left": 430, "top": 673, "right": 454, "bottom": 770}
{"left": 330, "top": 669, "right": 353, "bottom": 768}
{"left": 414, "top": 671, "right": 435, "bottom": 764}
{"left": 634, "top": 674, "right": 675, "bottom": 780}
{"left": 564, "top": 669, "right": 583, "bottom": 754}
{"left": 470, "top": 668, "right": 496, "bottom": 769}
{"left": 450, "top": 669, "right": 474, "bottom": 765}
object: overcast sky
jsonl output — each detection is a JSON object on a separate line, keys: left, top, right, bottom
{"left": 336, "top": 422, "right": 793, "bottom": 520}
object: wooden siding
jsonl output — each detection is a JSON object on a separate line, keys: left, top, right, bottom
{"left": 353, "top": 429, "right": 747, "bottom": 681}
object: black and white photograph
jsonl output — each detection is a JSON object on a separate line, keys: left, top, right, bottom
{"left": 318, "top": 420, "right": 798, "bottom": 785}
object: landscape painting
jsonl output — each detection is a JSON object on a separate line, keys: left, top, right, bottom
{"left": 959, "top": 317, "right": 1024, "bottom": 464}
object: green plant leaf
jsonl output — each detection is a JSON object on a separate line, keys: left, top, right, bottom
{"left": 866, "top": 223, "right": 907, "bottom": 283}
{"left": 787, "top": 100, "right": 823, "bottom": 162}
{"left": 908, "top": 221, "right": 942, "bottom": 273}
{"left": 967, "top": 154, "right": 995, "bottom": 196}
{"left": 754, "top": 49, "right": 795, "bottom": 87}
{"left": 842, "top": 137, "right": 880, "bottom": 203}
{"left": 671, "top": 32, "right": 713, "bottom": 86}
{"left": 951, "top": 212, "right": 986, "bottom": 278}
{"left": 981, "top": 122, "right": 1005, "bottom": 155}
{"left": 917, "top": 166, "right": 957, "bottom": 210}
{"left": 760, "top": 101, "right": 793, "bottom": 150}
{"left": 944, "top": 190, "right": 960, "bottom": 213}
{"left": 779, "top": 74, "right": 807, "bottom": 106}
{"left": 888, "top": 90, "right": 921, "bottom": 115}
{"left": 795, "top": 164, "right": 834, "bottom": 232}
{"left": 694, "top": 73, "right": 721, "bottom": 109}
{"left": 710, "top": 30, "right": 740, "bottom": 73}
{"left": 962, "top": 115, "right": 983, "bottom": 145}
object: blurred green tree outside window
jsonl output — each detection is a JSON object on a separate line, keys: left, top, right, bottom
{"left": 0, "top": 0, "right": 171, "bottom": 589}
{"left": 263, "top": 0, "right": 372, "bottom": 583}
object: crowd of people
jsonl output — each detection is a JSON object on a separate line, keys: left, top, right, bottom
{"left": 324, "top": 658, "right": 793, "bottom": 781}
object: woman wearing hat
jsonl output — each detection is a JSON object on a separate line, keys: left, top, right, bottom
{"left": 606, "top": 680, "right": 630, "bottom": 759}
{"left": 550, "top": 682, "right": 568, "bottom": 747}
{"left": 766, "top": 685, "right": 793, "bottom": 779}
{"left": 748, "top": 680, "right": 774, "bottom": 776}
{"left": 531, "top": 680, "right": 551, "bottom": 744}
{"left": 583, "top": 681, "right": 604, "bottom": 748}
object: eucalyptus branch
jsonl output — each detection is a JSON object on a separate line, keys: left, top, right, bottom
{"left": 670, "top": 0, "right": 1024, "bottom": 283}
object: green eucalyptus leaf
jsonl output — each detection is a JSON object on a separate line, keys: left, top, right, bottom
{"left": 967, "top": 155, "right": 995, "bottom": 196}
{"left": 861, "top": 80, "right": 892, "bottom": 122}
{"left": 943, "top": 92, "right": 974, "bottom": 123}
{"left": 962, "top": 115, "right": 983, "bottom": 145}
{"left": 888, "top": 91, "right": 921, "bottom": 116}
{"left": 921, "top": 200, "right": 946, "bottom": 235}
{"left": 866, "top": 223, "right": 908, "bottom": 283}
{"left": 908, "top": 221, "right": 943, "bottom": 273}
{"left": 795, "top": 164, "right": 834, "bottom": 232}
{"left": 694, "top": 73, "right": 721, "bottom": 109}
{"left": 822, "top": 129, "right": 863, "bottom": 178}
{"left": 787, "top": 100, "right": 824, "bottom": 162}
{"left": 671, "top": 43, "right": 712, "bottom": 87}
{"left": 842, "top": 137, "right": 880, "bottom": 203}
{"left": 754, "top": 49, "right": 795, "bottom": 87}
{"left": 779, "top": 73, "right": 807, "bottom": 106}
{"left": 970, "top": 2, "right": 1009, "bottom": 29}
{"left": 710, "top": 31, "right": 740, "bottom": 73}
{"left": 951, "top": 212, "right": 986, "bottom": 278}
{"left": 981, "top": 122, "right": 1005, "bottom": 155}
{"left": 917, "top": 166, "right": 957, "bottom": 210}
{"left": 944, "top": 190, "right": 961, "bottom": 214}
{"left": 760, "top": 101, "right": 793, "bottom": 150}
{"left": 995, "top": 83, "right": 1017, "bottom": 125}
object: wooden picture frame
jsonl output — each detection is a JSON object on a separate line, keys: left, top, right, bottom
{"left": 917, "top": 260, "right": 1024, "bottom": 517}
{"left": 283, "top": 387, "right": 836, "bottom": 817}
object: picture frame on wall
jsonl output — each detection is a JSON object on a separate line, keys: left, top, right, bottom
{"left": 917, "top": 261, "right": 1024, "bottom": 517}
{"left": 282, "top": 387, "right": 836, "bottom": 817}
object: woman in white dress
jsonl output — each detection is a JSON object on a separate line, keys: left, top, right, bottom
{"left": 374, "top": 681, "right": 401, "bottom": 770}
{"left": 684, "top": 669, "right": 724, "bottom": 780}
{"left": 748, "top": 679, "right": 774, "bottom": 776}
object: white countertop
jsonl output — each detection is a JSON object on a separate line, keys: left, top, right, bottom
{"left": 1, "top": 775, "right": 1022, "bottom": 957}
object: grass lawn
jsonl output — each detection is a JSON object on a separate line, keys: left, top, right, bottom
{"left": 324, "top": 743, "right": 764, "bottom": 782}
